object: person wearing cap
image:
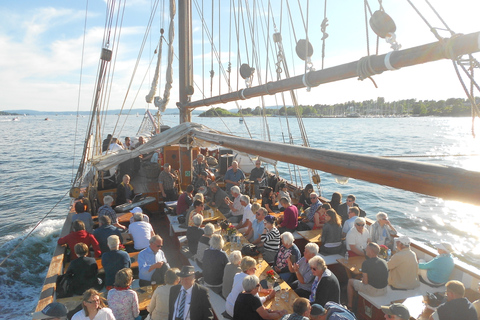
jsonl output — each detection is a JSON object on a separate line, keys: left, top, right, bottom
{"left": 128, "top": 207, "right": 150, "bottom": 223}
{"left": 138, "top": 235, "right": 170, "bottom": 287}
{"left": 98, "top": 195, "right": 126, "bottom": 230}
{"left": 117, "top": 174, "right": 135, "bottom": 205}
{"left": 32, "top": 302, "right": 68, "bottom": 320}
{"left": 347, "top": 242, "right": 388, "bottom": 310}
{"left": 208, "top": 182, "right": 230, "bottom": 215}
{"left": 309, "top": 301, "right": 356, "bottom": 320}
{"left": 345, "top": 217, "right": 371, "bottom": 257}
{"left": 168, "top": 265, "right": 214, "bottom": 320}
{"left": 381, "top": 303, "right": 410, "bottom": 320}
{"left": 418, "top": 242, "right": 455, "bottom": 286}
{"left": 128, "top": 210, "right": 154, "bottom": 251}
{"left": 429, "top": 280, "right": 477, "bottom": 320}
{"left": 280, "top": 297, "right": 311, "bottom": 320}
{"left": 388, "top": 236, "right": 420, "bottom": 290}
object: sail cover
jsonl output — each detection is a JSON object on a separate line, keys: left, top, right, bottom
{"left": 91, "top": 122, "right": 277, "bottom": 171}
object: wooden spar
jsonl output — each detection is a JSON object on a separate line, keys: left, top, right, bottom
{"left": 182, "top": 31, "right": 480, "bottom": 109}
{"left": 191, "top": 129, "right": 480, "bottom": 205}
{"left": 177, "top": 0, "right": 193, "bottom": 123}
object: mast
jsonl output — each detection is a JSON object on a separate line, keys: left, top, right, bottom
{"left": 178, "top": 0, "right": 193, "bottom": 123}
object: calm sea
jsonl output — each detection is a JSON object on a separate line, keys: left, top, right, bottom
{"left": 1, "top": 114, "right": 479, "bottom": 319}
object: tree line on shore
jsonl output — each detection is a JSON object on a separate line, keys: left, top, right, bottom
{"left": 199, "top": 97, "right": 478, "bottom": 117}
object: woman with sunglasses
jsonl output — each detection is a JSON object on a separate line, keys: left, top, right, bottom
{"left": 72, "top": 289, "right": 115, "bottom": 320}
{"left": 308, "top": 256, "right": 340, "bottom": 308}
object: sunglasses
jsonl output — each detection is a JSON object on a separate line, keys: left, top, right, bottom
{"left": 311, "top": 267, "right": 318, "bottom": 271}
{"left": 310, "top": 196, "right": 317, "bottom": 199}
{"left": 356, "top": 223, "right": 365, "bottom": 227}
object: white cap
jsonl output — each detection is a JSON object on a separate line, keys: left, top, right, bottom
{"left": 131, "top": 207, "right": 143, "bottom": 214}
{"left": 436, "top": 242, "right": 454, "bottom": 253}
{"left": 396, "top": 236, "right": 410, "bottom": 246}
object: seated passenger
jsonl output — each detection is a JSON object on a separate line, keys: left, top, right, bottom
{"left": 108, "top": 138, "right": 124, "bottom": 152}
{"left": 208, "top": 182, "right": 230, "bottom": 215}
{"left": 336, "top": 194, "right": 366, "bottom": 225}
{"left": 102, "top": 235, "right": 131, "bottom": 289}
{"left": 186, "top": 213, "right": 204, "bottom": 256}
{"left": 66, "top": 243, "right": 99, "bottom": 296}
{"left": 381, "top": 303, "right": 410, "bottom": 320}
{"left": 388, "top": 236, "right": 420, "bottom": 290}
{"left": 342, "top": 207, "right": 360, "bottom": 237}
{"left": 418, "top": 242, "right": 455, "bottom": 286}
{"left": 329, "top": 192, "right": 342, "bottom": 213}
{"left": 236, "top": 195, "right": 255, "bottom": 235}
{"left": 195, "top": 223, "right": 215, "bottom": 266}
{"left": 347, "top": 242, "right": 389, "bottom": 309}
{"left": 224, "top": 186, "right": 244, "bottom": 224}
{"left": 138, "top": 235, "right": 169, "bottom": 287}
{"left": 194, "top": 171, "right": 211, "bottom": 193}
{"left": 185, "top": 199, "right": 204, "bottom": 227}
{"left": 107, "top": 268, "right": 139, "bottom": 320}
{"left": 260, "top": 215, "right": 281, "bottom": 264}
{"left": 288, "top": 243, "right": 318, "bottom": 298}
{"left": 277, "top": 183, "right": 292, "bottom": 210}
{"left": 98, "top": 195, "right": 126, "bottom": 230}
{"left": 128, "top": 207, "right": 150, "bottom": 224}
{"left": 320, "top": 209, "right": 343, "bottom": 255}
{"left": 280, "top": 297, "right": 311, "bottom": 320}
{"left": 369, "top": 212, "right": 397, "bottom": 250}
{"left": 273, "top": 232, "right": 301, "bottom": 281}
{"left": 32, "top": 302, "right": 68, "bottom": 320}
{"left": 429, "top": 280, "right": 477, "bottom": 320}
{"left": 71, "top": 201, "right": 94, "bottom": 233}
{"left": 308, "top": 256, "right": 340, "bottom": 307}
{"left": 233, "top": 275, "right": 287, "bottom": 319}
{"left": 128, "top": 211, "right": 154, "bottom": 251}
{"left": 310, "top": 302, "right": 357, "bottom": 320}
{"left": 277, "top": 197, "right": 298, "bottom": 234}
{"left": 116, "top": 174, "right": 135, "bottom": 206}
{"left": 224, "top": 160, "right": 245, "bottom": 192}
{"left": 345, "top": 217, "right": 371, "bottom": 257}
{"left": 222, "top": 250, "right": 242, "bottom": 299}
{"left": 203, "top": 234, "right": 229, "bottom": 295}
{"left": 297, "top": 184, "right": 314, "bottom": 210}
{"left": 225, "top": 256, "right": 275, "bottom": 317}
{"left": 313, "top": 203, "right": 331, "bottom": 230}
{"left": 247, "top": 206, "right": 267, "bottom": 246}
{"left": 58, "top": 220, "right": 101, "bottom": 260}
{"left": 262, "top": 187, "right": 276, "bottom": 214}
{"left": 176, "top": 185, "right": 194, "bottom": 216}
{"left": 147, "top": 268, "right": 180, "bottom": 320}
{"left": 304, "top": 192, "right": 322, "bottom": 229}
{"left": 72, "top": 289, "right": 115, "bottom": 320}
{"left": 94, "top": 215, "right": 122, "bottom": 254}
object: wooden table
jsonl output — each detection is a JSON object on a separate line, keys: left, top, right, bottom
{"left": 118, "top": 212, "right": 133, "bottom": 224}
{"left": 297, "top": 229, "right": 322, "bottom": 243}
{"left": 336, "top": 256, "right": 365, "bottom": 278}
{"left": 203, "top": 208, "right": 226, "bottom": 223}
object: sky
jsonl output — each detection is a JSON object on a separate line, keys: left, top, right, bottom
{"left": 0, "top": 0, "right": 479, "bottom": 112}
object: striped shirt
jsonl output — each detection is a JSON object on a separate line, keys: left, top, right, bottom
{"left": 261, "top": 227, "right": 280, "bottom": 252}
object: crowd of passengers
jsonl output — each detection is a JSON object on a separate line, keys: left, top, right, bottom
{"left": 51, "top": 158, "right": 479, "bottom": 320}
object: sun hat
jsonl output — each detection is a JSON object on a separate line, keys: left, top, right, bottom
{"left": 131, "top": 207, "right": 143, "bottom": 213}
{"left": 176, "top": 265, "right": 195, "bottom": 278}
{"left": 396, "top": 235, "right": 411, "bottom": 246}
{"left": 32, "top": 302, "right": 68, "bottom": 319}
{"left": 381, "top": 303, "right": 410, "bottom": 320}
{"left": 264, "top": 215, "right": 276, "bottom": 224}
{"left": 436, "top": 242, "right": 454, "bottom": 253}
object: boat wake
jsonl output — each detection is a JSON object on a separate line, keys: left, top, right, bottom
{"left": 0, "top": 219, "right": 64, "bottom": 319}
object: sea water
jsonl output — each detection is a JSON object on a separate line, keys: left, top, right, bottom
{"left": 0, "top": 114, "right": 479, "bottom": 319}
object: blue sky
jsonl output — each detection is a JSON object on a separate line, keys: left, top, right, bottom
{"left": 0, "top": 0, "right": 479, "bottom": 112}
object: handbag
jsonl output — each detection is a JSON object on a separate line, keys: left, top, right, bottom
{"left": 241, "top": 243, "right": 260, "bottom": 257}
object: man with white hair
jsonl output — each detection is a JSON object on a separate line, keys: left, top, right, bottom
{"left": 224, "top": 160, "right": 245, "bottom": 192}
{"left": 345, "top": 217, "right": 370, "bottom": 257}
{"left": 236, "top": 195, "right": 255, "bottom": 235}
{"left": 102, "top": 235, "right": 131, "bottom": 289}
{"left": 138, "top": 235, "right": 170, "bottom": 286}
{"left": 224, "top": 186, "right": 244, "bottom": 223}
{"left": 388, "top": 236, "right": 420, "bottom": 290}
{"left": 128, "top": 211, "right": 155, "bottom": 251}
{"left": 288, "top": 243, "right": 318, "bottom": 298}
{"left": 98, "top": 195, "right": 125, "bottom": 230}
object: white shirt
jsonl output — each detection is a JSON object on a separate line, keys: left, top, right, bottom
{"left": 172, "top": 285, "right": 193, "bottom": 320}
{"left": 128, "top": 221, "right": 153, "bottom": 250}
{"left": 346, "top": 227, "right": 370, "bottom": 251}
{"left": 225, "top": 272, "right": 266, "bottom": 317}
{"left": 242, "top": 203, "right": 255, "bottom": 225}
{"left": 72, "top": 308, "right": 116, "bottom": 320}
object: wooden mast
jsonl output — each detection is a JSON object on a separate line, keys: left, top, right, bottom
{"left": 191, "top": 129, "right": 480, "bottom": 205}
{"left": 181, "top": 32, "right": 480, "bottom": 110}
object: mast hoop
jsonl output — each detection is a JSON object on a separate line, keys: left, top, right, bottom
{"left": 384, "top": 51, "right": 397, "bottom": 70}
{"left": 239, "top": 89, "right": 247, "bottom": 100}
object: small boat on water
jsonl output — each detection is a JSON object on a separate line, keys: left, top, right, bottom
{"left": 32, "top": 1, "right": 480, "bottom": 319}
{"left": 12, "top": 117, "right": 19, "bottom": 121}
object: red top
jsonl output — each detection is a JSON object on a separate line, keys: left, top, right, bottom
{"left": 280, "top": 205, "right": 298, "bottom": 230}
{"left": 57, "top": 230, "right": 101, "bottom": 259}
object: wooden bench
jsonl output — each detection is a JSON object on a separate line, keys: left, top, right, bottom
{"left": 206, "top": 287, "right": 228, "bottom": 319}
{"left": 319, "top": 253, "right": 344, "bottom": 266}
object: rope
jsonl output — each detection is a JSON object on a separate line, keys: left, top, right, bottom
{"left": 0, "top": 191, "right": 70, "bottom": 267}
{"left": 320, "top": 0, "right": 328, "bottom": 70}
{"left": 356, "top": 56, "right": 381, "bottom": 88}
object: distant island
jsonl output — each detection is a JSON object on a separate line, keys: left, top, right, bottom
{"left": 0, "top": 111, "right": 21, "bottom": 116}
{"left": 199, "top": 97, "right": 479, "bottom": 117}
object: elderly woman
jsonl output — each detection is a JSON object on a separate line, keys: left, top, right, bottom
{"left": 260, "top": 215, "right": 281, "bottom": 264}
{"left": 261, "top": 187, "right": 276, "bottom": 213}
{"left": 308, "top": 256, "right": 340, "bottom": 307}
{"left": 273, "top": 232, "right": 301, "bottom": 281}
{"left": 222, "top": 250, "right": 243, "bottom": 298}
{"left": 287, "top": 243, "right": 319, "bottom": 298}
{"left": 203, "top": 234, "right": 229, "bottom": 295}
{"left": 72, "top": 289, "right": 115, "bottom": 320}
{"left": 225, "top": 256, "right": 276, "bottom": 317}
{"left": 186, "top": 213, "right": 204, "bottom": 256}
{"left": 320, "top": 209, "right": 343, "bottom": 255}
{"left": 369, "top": 212, "right": 398, "bottom": 250}
{"left": 107, "top": 268, "right": 139, "bottom": 320}
{"left": 195, "top": 222, "right": 215, "bottom": 266}
{"left": 233, "top": 275, "right": 287, "bottom": 319}
{"left": 297, "top": 183, "right": 314, "bottom": 210}
{"left": 147, "top": 268, "right": 180, "bottom": 320}
{"left": 66, "top": 243, "right": 99, "bottom": 296}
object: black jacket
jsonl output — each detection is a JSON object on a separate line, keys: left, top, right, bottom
{"left": 168, "top": 283, "right": 213, "bottom": 320}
